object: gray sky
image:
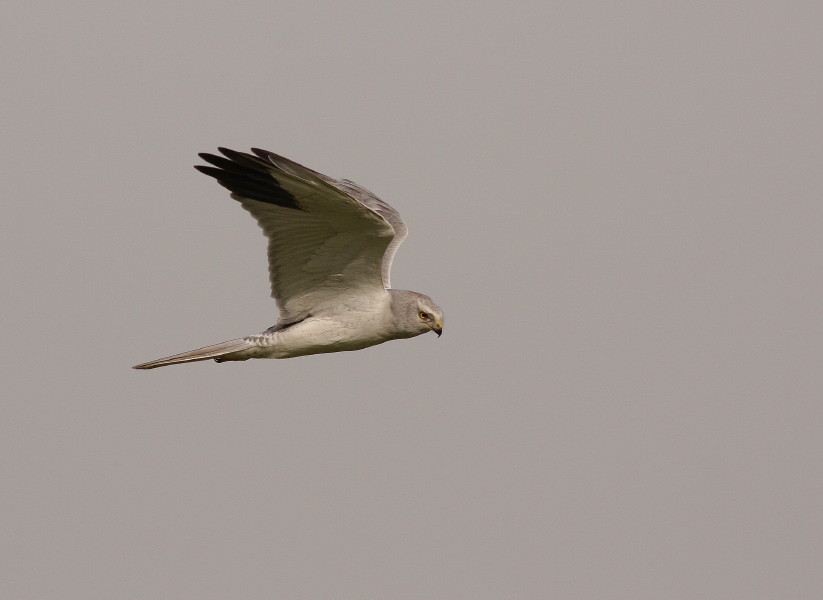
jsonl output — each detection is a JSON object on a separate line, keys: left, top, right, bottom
{"left": 2, "top": 1, "right": 821, "bottom": 598}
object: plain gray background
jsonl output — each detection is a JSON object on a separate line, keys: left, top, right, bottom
{"left": 2, "top": 1, "right": 821, "bottom": 598}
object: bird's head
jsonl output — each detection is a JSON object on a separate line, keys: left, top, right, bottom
{"left": 391, "top": 290, "right": 444, "bottom": 338}
{"left": 415, "top": 303, "right": 443, "bottom": 337}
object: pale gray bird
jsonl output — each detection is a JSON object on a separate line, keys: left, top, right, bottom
{"left": 133, "top": 147, "right": 443, "bottom": 369}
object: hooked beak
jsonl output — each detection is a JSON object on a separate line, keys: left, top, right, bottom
{"left": 433, "top": 321, "right": 443, "bottom": 337}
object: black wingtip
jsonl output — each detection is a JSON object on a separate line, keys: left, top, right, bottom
{"left": 193, "top": 164, "right": 219, "bottom": 176}
{"left": 194, "top": 147, "right": 304, "bottom": 210}
{"left": 218, "top": 147, "right": 252, "bottom": 160}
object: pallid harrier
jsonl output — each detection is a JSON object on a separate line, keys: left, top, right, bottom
{"left": 133, "top": 148, "right": 443, "bottom": 369}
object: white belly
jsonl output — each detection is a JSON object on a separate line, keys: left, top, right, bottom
{"left": 265, "top": 315, "right": 392, "bottom": 358}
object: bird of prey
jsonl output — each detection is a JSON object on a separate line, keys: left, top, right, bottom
{"left": 133, "top": 147, "right": 443, "bottom": 369}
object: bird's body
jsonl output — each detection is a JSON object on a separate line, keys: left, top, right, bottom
{"left": 133, "top": 148, "right": 442, "bottom": 369}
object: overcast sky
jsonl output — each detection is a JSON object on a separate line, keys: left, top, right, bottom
{"left": 2, "top": 2, "right": 821, "bottom": 598}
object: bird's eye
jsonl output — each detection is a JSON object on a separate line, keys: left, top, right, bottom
{"left": 419, "top": 312, "right": 429, "bottom": 320}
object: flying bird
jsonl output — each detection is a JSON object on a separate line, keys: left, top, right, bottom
{"left": 133, "top": 147, "right": 443, "bottom": 369}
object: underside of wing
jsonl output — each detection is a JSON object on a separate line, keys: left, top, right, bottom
{"left": 195, "top": 148, "right": 403, "bottom": 319}
{"left": 332, "top": 179, "right": 408, "bottom": 288}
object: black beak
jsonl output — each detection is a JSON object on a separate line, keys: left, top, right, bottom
{"left": 434, "top": 328, "right": 442, "bottom": 337}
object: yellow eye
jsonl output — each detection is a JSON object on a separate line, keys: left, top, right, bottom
{"left": 419, "top": 312, "right": 429, "bottom": 320}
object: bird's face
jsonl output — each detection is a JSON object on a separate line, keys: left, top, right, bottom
{"left": 415, "top": 303, "right": 443, "bottom": 337}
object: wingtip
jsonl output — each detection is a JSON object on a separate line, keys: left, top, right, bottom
{"left": 218, "top": 147, "right": 251, "bottom": 160}
{"left": 193, "top": 165, "right": 224, "bottom": 180}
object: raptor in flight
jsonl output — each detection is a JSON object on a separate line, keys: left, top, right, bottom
{"left": 133, "top": 148, "right": 443, "bottom": 369}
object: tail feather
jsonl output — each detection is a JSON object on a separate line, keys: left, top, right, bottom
{"left": 133, "top": 338, "right": 256, "bottom": 370}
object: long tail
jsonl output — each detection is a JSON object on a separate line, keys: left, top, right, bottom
{"left": 132, "top": 338, "right": 256, "bottom": 370}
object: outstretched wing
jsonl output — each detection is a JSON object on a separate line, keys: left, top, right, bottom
{"left": 195, "top": 148, "right": 407, "bottom": 321}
